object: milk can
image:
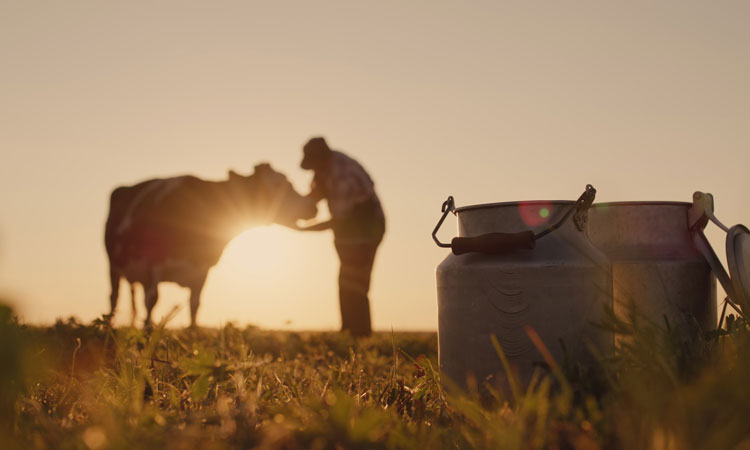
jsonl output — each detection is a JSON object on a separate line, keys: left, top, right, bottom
{"left": 433, "top": 185, "right": 613, "bottom": 391}
{"left": 587, "top": 201, "right": 717, "bottom": 337}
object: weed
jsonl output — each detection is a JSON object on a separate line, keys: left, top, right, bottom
{"left": 2, "top": 303, "right": 750, "bottom": 449}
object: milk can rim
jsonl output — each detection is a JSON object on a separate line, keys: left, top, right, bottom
{"left": 454, "top": 200, "right": 575, "bottom": 213}
{"left": 591, "top": 201, "right": 692, "bottom": 207}
{"left": 454, "top": 200, "right": 692, "bottom": 213}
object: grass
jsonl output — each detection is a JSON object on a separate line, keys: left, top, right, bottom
{"left": 1, "top": 302, "right": 750, "bottom": 449}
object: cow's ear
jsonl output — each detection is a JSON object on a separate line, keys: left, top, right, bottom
{"left": 228, "top": 170, "right": 242, "bottom": 180}
{"left": 254, "top": 163, "right": 272, "bottom": 175}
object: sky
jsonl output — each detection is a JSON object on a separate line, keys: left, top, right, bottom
{"left": 1, "top": 1, "right": 749, "bottom": 330}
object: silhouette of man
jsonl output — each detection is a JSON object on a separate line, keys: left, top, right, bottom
{"left": 297, "top": 137, "right": 385, "bottom": 337}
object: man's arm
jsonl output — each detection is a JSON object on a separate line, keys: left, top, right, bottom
{"left": 294, "top": 219, "right": 334, "bottom": 231}
{"left": 307, "top": 178, "right": 325, "bottom": 202}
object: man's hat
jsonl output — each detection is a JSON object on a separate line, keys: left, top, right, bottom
{"left": 302, "top": 137, "right": 332, "bottom": 168}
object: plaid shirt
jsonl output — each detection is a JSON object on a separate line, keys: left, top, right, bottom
{"left": 311, "top": 151, "right": 378, "bottom": 218}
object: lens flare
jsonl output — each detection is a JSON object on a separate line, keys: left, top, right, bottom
{"left": 519, "top": 202, "right": 553, "bottom": 227}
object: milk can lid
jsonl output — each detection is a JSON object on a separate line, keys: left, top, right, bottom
{"left": 726, "top": 224, "right": 750, "bottom": 308}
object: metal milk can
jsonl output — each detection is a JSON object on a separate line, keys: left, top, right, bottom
{"left": 433, "top": 185, "right": 612, "bottom": 390}
{"left": 587, "top": 201, "right": 717, "bottom": 336}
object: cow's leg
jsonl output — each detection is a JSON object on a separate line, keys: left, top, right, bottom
{"left": 144, "top": 282, "right": 159, "bottom": 327}
{"left": 129, "top": 282, "right": 137, "bottom": 327}
{"left": 109, "top": 267, "right": 120, "bottom": 319}
{"left": 188, "top": 275, "right": 207, "bottom": 328}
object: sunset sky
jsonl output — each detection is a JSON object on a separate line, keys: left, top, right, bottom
{"left": 1, "top": 1, "right": 749, "bottom": 330}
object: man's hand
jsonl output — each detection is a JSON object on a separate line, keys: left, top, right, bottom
{"left": 294, "top": 219, "right": 334, "bottom": 231}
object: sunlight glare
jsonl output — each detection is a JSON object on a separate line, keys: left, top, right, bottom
{"left": 219, "top": 225, "right": 296, "bottom": 281}
{"left": 196, "top": 224, "right": 340, "bottom": 330}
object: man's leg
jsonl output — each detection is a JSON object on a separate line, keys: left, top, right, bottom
{"left": 335, "top": 241, "right": 378, "bottom": 337}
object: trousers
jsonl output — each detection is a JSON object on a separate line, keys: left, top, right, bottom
{"left": 333, "top": 198, "right": 385, "bottom": 337}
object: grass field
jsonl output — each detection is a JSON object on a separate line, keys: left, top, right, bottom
{"left": 2, "top": 303, "right": 750, "bottom": 449}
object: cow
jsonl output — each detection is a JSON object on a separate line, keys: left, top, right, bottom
{"left": 105, "top": 163, "right": 317, "bottom": 327}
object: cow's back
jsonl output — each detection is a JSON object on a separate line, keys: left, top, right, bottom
{"left": 105, "top": 176, "right": 230, "bottom": 272}
{"left": 106, "top": 177, "right": 187, "bottom": 264}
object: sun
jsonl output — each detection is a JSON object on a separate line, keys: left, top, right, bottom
{"left": 218, "top": 225, "right": 297, "bottom": 278}
{"left": 200, "top": 223, "right": 339, "bottom": 329}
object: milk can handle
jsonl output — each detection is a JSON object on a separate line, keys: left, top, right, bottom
{"left": 432, "top": 184, "right": 596, "bottom": 255}
{"left": 432, "top": 196, "right": 456, "bottom": 248}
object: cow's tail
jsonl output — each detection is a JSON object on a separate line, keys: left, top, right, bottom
{"left": 108, "top": 264, "right": 120, "bottom": 316}
{"left": 106, "top": 187, "right": 128, "bottom": 319}
{"left": 105, "top": 187, "right": 127, "bottom": 257}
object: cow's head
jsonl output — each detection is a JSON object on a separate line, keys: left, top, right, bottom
{"left": 228, "top": 163, "right": 317, "bottom": 228}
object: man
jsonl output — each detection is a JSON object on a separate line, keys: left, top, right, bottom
{"left": 297, "top": 137, "right": 385, "bottom": 337}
